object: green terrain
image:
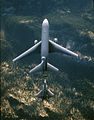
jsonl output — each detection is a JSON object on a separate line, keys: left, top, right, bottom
{"left": 1, "top": 0, "right": 94, "bottom": 120}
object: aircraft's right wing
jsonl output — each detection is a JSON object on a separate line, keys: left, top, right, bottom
{"left": 47, "top": 89, "right": 54, "bottom": 97}
{"left": 13, "top": 41, "right": 41, "bottom": 62}
{"left": 49, "top": 40, "right": 78, "bottom": 58}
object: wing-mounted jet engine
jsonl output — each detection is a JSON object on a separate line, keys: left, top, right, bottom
{"left": 53, "top": 38, "right": 58, "bottom": 43}
{"left": 34, "top": 40, "right": 38, "bottom": 44}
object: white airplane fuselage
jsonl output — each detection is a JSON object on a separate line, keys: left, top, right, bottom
{"left": 41, "top": 19, "right": 49, "bottom": 60}
{"left": 41, "top": 19, "right": 49, "bottom": 71}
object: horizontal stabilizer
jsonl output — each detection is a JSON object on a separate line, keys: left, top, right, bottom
{"left": 29, "top": 61, "right": 43, "bottom": 74}
{"left": 47, "top": 89, "right": 54, "bottom": 96}
{"left": 49, "top": 40, "right": 78, "bottom": 58}
{"left": 36, "top": 89, "right": 54, "bottom": 98}
{"left": 13, "top": 41, "right": 41, "bottom": 62}
{"left": 36, "top": 90, "right": 43, "bottom": 98}
{"left": 47, "top": 62, "right": 59, "bottom": 72}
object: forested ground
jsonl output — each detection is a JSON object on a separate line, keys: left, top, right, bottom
{"left": 1, "top": 0, "right": 94, "bottom": 120}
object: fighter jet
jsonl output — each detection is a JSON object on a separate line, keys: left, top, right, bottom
{"left": 36, "top": 80, "right": 54, "bottom": 101}
{"left": 13, "top": 19, "right": 78, "bottom": 73}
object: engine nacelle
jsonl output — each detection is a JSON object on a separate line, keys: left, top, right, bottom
{"left": 34, "top": 40, "right": 38, "bottom": 44}
{"left": 54, "top": 38, "right": 58, "bottom": 43}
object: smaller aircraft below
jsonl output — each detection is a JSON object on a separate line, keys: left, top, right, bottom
{"left": 36, "top": 80, "right": 54, "bottom": 102}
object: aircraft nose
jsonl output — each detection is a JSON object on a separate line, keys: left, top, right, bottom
{"left": 43, "top": 19, "right": 49, "bottom": 25}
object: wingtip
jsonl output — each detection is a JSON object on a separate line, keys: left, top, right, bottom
{"left": 29, "top": 71, "right": 31, "bottom": 74}
{"left": 29, "top": 70, "right": 33, "bottom": 74}
{"left": 12, "top": 59, "right": 15, "bottom": 63}
{"left": 76, "top": 54, "right": 79, "bottom": 58}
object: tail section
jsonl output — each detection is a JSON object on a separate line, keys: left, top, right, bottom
{"left": 47, "top": 62, "right": 59, "bottom": 72}
{"left": 29, "top": 61, "right": 59, "bottom": 74}
{"left": 47, "top": 89, "right": 54, "bottom": 97}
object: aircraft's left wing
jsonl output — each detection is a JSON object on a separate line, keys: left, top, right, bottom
{"left": 49, "top": 40, "right": 78, "bottom": 58}
{"left": 13, "top": 41, "right": 41, "bottom": 62}
{"left": 36, "top": 90, "right": 43, "bottom": 98}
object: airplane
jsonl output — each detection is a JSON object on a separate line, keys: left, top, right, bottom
{"left": 13, "top": 18, "right": 78, "bottom": 74}
{"left": 36, "top": 80, "right": 54, "bottom": 101}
